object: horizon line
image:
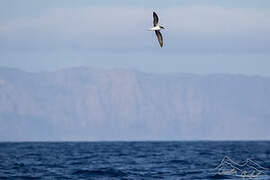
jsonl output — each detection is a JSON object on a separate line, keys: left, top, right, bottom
{"left": 1, "top": 65, "right": 269, "bottom": 78}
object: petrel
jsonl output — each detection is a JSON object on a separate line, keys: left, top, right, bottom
{"left": 149, "top": 12, "right": 165, "bottom": 47}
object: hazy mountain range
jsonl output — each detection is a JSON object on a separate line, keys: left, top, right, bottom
{"left": 0, "top": 67, "right": 269, "bottom": 141}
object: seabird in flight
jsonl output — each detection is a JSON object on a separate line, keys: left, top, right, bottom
{"left": 149, "top": 12, "right": 165, "bottom": 47}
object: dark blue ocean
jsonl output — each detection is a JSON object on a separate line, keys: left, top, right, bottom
{"left": 0, "top": 141, "right": 269, "bottom": 179}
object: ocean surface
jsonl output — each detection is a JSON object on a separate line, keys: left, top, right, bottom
{"left": 0, "top": 141, "right": 269, "bottom": 179}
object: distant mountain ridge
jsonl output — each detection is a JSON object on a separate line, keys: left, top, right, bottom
{"left": 0, "top": 67, "right": 269, "bottom": 141}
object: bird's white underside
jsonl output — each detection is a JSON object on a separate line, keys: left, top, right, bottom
{"left": 149, "top": 26, "right": 162, "bottom": 31}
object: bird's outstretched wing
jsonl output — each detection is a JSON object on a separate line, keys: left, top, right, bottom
{"left": 153, "top": 12, "right": 159, "bottom": 26}
{"left": 155, "top": 30, "right": 163, "bottom": 47}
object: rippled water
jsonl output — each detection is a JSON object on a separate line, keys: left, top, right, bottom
{"left": 0, "top": 141, "right": 269, "bottom": 179}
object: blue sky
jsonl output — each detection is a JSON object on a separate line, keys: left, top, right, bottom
{"left": 0, "top": 0, "right": 270, "bottom": 75}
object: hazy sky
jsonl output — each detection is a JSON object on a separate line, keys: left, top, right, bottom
{"left": 0, "top": 0, "right": 270, "bottom": 75}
